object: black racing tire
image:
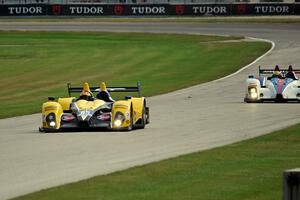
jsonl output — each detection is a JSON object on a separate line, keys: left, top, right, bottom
{"left": 125, "top": 105, "right": 133, "bottom": 131}
{"left": 244, "top": 98, "right": 250, "bottom": 103}
{"left": 136, "top": 104, "right": 146, "bottom": 129}
{"left": 145, "top": 106, "right": 150, "bottom": 124}
{"left": 244, "top": 98, "right": 255, "bottom": 103}
{"left": 38, "top": 127, "right": 45, "bottom": 133}
{"left": 39, "top": 127, "right": 57, "bottom": 133}
{"left": 245, "top": 98, "right": 261, "bottom": 103}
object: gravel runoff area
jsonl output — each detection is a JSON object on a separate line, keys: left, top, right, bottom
{"left": 0, "top": 22, "right": 299, "bottom": 200}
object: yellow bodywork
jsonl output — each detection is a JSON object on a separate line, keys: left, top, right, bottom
{"left": 131, "top": 97, "right": 145, "bottom": 123}
{"left": 42, "top": 101, "right": 63, "bottom": 130}
{"left": 76, "top": 99, "right": 106, "bottom": 110}
{"left": 112, "top": 97, "right": 145, "bottom": 129}
{"left": 58, "top": 97, "right": 75, "bottom": 111}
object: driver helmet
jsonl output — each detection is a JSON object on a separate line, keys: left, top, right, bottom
{"left": 100, "top": 82, "right": 107, "bottom": 91}
{"left": 81, "top": 82, "right": 91, "bottom": 96}
{"left": 83, "top": 82, "right": 90, "bottom": 92}
{"left": 273, "top": 70, "right": 282, "bottom": 78}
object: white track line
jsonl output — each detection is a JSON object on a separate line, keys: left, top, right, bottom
{"left": 159, "top": 37, "right": 275, "bottom": 97}
{"left": 212, "top": 37, "right": 275, "bottom": 83}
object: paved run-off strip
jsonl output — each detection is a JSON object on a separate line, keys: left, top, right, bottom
{"left": 0, "top": 23, "right": 300, "bottom": 200}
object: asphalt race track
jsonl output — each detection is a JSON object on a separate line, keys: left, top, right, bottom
{"left": 0, "top": 22, "right": 300, "bottom": 199}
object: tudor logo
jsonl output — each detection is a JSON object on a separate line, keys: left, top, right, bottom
{"left": 8, "top": 6, "right": 43, "bottom": 15}
{"left": 254, "top": 5, "right": 290, "bottom": 14}
{"left": 69, "top": 6, "right": 104, "bottom": 14}
{"left": 192, "top": 6, "right": 227, "bottom": 15}
{"left": 131, "top": 6, "right": 166, "bottom": 15}
{"left": 175, "top": 5, "right": 185, "bottom": 15}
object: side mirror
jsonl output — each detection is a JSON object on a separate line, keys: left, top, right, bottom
{"left": 125, "top": 96, "right": 132, "bottom": 100}
{"left": 48, "top": 96, "right": 55, "bottom": 101}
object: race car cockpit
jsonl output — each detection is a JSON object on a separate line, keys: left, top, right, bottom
{"left": 77, "top": 82, "right": 94, "bottom": 101}
{"left": 96, "top": 82, "right": 115, "bottom": 102}
{"left": 285, "top": 65, "right": 298, "bottom": 80}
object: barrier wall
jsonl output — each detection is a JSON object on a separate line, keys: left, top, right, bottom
{"left": 0, "top": 4, "right": 300, "bottom": 16}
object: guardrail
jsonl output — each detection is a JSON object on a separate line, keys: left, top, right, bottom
{"left": 0, "top": 3, "right": 299, "bottom": 16}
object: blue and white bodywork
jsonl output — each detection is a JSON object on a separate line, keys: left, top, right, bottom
{"left": 245, "top": 66, "right": 300, "bottom": 103}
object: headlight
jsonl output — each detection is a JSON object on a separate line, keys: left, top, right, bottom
{"left": 250, "top": 88, "right": 256, "bottom": 94}
{"left": 248, "top": 87, "right": 258, "bottom": 99}
{"left": 46, "top": 113, "right": 56, "bottom": 128}
{"left": 49, "top": 121, "right": 56, "bottom": 127}
{"left": 114, "top": 111, "right": 125, "bottom": 127}
{"left": 114, "top": 119, "right": 122, "bottom": 127}
{"left": 250, "top": 92, "right": 258, "bottom": 99}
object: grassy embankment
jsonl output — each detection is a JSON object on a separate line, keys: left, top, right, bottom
{"left": 0, "top": 31, "right": 270, "bottom": 118}
{"left": 11, "top": 119, "right": 300, "bottom": 200}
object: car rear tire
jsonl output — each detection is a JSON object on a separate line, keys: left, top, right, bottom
{"left": 139, "top": 104, "right": 146, "bottom": 129}
{"left": 136, "top": 101, "right": 148, "bottom": 129}
{"left": 145, "top": 106, "right": 150, "bottom": 124}
{"left": 39, "top": 127, "right": 45, "bottom": 133}
{"left": 126, "top": 105, "right": 133, "bottom": 131}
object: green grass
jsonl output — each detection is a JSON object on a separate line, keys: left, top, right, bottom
{"left": 11, "top": 122, "right": 300, "bottom": 200}
{"left": 0, "top": 31, "right": 270, "bottom": 118}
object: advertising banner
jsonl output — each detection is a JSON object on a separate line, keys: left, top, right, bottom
{"left": 232, "top": 3, "right": 295, "bottom": 15}
{"left": 170, "top": 4, "right": 231, "bottom": 16}
{"left": 0, "top": 3, "right": 299, "bottom": 16}
{"left": 0, "top": 4, "right": 47, "bottom": 16}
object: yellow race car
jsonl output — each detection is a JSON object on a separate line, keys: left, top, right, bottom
{"left": 39, "top": 81, "right": 149, "bottom": 132}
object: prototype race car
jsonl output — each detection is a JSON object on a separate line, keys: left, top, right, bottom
{"left": 39, "top": 81, "right": 149, "bottom": 132}
{"left": 245, "top": 65, "right": 300, "bottom": 103}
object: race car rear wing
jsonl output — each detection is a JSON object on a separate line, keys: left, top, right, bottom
{"left": 259, "top": 66, "right": 300, "bottom": 75}
{"left": 67, "top": 81, "right": 141, "bottom": 97}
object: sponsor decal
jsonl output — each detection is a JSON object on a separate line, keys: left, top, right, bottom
{"left": 61, "top": 114, "right": 75, "bottom": 121}
{"left": 69, "top": 6, "right": 104, "bottom": 15}
{"left": 97, "top": 113, "right": 111, "bottom": 121}
{"left": 52, "top": 5, "right": 62, "bottom": 15}
{"left": 254, "top": 5, "right": 290, "bottom": 14}
{"left": 114, "top": 105, "right": 128, "bottom": 109}
{"left": 8, "top": 6, "right": 43, "bottom": 15}
{"left": 44, "top": 106, "right": 57, "bottom": 111}
{"left": 192, "top": 6, "right": 227, "bottom": 15}
{"left": 175, "top": 5, "right": 185, "bottom": 15}
{"left": 78, "top": 110, "right": 91, "bottom": 120}
{"left": 114, "top": 5, "right": 124, "bottom": 15}
{"left": 131, "top": 6, "right": 166, "bottom": 15}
